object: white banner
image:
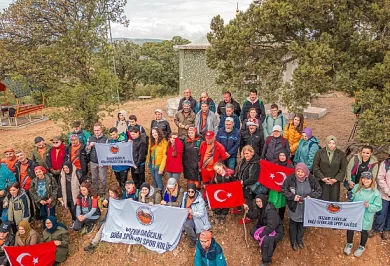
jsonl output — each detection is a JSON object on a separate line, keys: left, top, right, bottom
{"left": 95, "top": 142, "right": 135, "bottom": 166}
{"left": 102, "top": 199, "right": 188, "bottom": 253}
{"left": 304, "top": 198, "right": 365, "bottom": 231}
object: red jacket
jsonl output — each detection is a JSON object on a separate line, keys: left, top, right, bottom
{"left": 48, "top": 144, "right": 66, "bottom": 171}
{"left": 199, "top": 141, "right": 227, "bottom": 170}
{"left": 165, "top": 138, "right": 184, "bottom": 173}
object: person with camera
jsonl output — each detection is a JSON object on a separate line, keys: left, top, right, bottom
{"left": 282, "top": 163, "right": 322, "bottom": 251}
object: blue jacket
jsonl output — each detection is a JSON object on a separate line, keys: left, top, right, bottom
{"left": 216, "top": 128, "right": 241, "bottom": 158}
{"left": 110, "top": 133, "right": 130, "bottom": 172}
{"left": 195, "top": 98, "right": 216, "bottom": 114}
{"left": 0, "top": 163, "right": 16, "bottom": 191}
{"left": 194, "top": 238, "right": 227, "bottom": 266}
{"left": 218, "top": 114, "right": 240, "bottom": 130}
{"left": 293, "top": 136, "right": 320, "bottom": 171}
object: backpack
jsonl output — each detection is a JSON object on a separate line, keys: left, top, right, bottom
{"left": 79, "top": 195, "right": 102, "bottom": 216}
{"left": 266, "top": 136, "right": 286, "bottom": 147}
{"left": 308, "top": 141, "right": 321, "bottom": 151}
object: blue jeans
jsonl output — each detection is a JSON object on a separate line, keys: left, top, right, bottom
{"left": 150, "top": 167, "right": 164, "bottom": 191}
{"left": 225, "top": 157, "right": 237, "bottom": 170}
{"left": 374, "top": 199, "right": 390, "bottom": 231}
{"left": 167, "top": 172, "right": 181, "bottom": 182}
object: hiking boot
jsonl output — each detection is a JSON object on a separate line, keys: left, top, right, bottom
{"left": 291, "top": 242, "right": 298, "bottom": 251}
{"left": 87, "top": 223, "right": 95, "bottom": 234}
{"left": 260, "top": 262, "right": 269, "bottom": 266}
{"left": 69, "top": 220, "right": 75, "bottom": 230}
{"left": 381, "top": 231, "right": 388, "bottom": 240}
{"left": 367, "top": 229, "right": 377, "bottom": 238}
{"left": 84, "top": 243, "right": 96, "bottom": 253}
{"left": 298, "top": 242, "right": 304, "bottom": 249}
{"left": 239, "top": 217, "right": 251, "bottom": 224}
{"left": 343, "top": 243, "right": 353, "bottom": 255}
{"left": 220, "top": 216, "right": 226, "bottom": 225}
{"left": 353, "top": 246, "right": 365, "bottom": 257}
{"left": 188, "top": 241, "right": 196, "bottom": 248}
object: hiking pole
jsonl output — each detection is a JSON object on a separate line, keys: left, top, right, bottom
{"left": 242, "top": 212, "right": 249, "bottom": 247}
{"left": 348, "top": 121, "right": 358, "bottom": 142}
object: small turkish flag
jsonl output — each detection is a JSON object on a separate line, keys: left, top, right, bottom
{"left": 4, "top": 241, "right": 56, "bottom": 266}
{"left": 259, "top": 160, "right": 295, "bottom": 192}
{"left": 205, "top": 181, "right": 245, "bottom": 209}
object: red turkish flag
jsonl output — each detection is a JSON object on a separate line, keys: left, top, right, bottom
{"left": 259, "top": 160, "right": 295, "bottom": 192}
{"left": 205, "top": 181, "right": 245, "bottom": 209}
{"left": 4, "top": 241, "right": 56, "bottom": 266}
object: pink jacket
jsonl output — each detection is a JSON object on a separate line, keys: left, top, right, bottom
{"left": 377, "top": 159, "right": 390, "bottom": 201}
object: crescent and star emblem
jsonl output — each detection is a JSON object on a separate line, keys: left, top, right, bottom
{"left": 270, "top": 172, "right": 287, "bottom": 186}
{"left": 214, "top": 190, "right": 232, "bottom": 202}
{"left": 16, "top": 253, "right": 39, "bottom": 266}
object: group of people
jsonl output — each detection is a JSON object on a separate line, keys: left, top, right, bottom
{"left": 0, "top": 88, "right": 388, "bottom": 266}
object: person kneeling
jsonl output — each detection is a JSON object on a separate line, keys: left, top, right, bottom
{"left": 194, "top": 230, "right": 227, "bottom": 266}
{"left": 43, "top": 217, "right": 69, "bottom": 266}
{"left": 244, "top": 194, "right": 284, "bottom": 266}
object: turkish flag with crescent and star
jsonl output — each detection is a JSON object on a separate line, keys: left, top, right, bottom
{"left": 259, "top": 160, "right": 295, "bottom": 192}
{"left": 4, "top": 241, "right": 56, "bottom": 266}
{"left": 205, "top": 181, "right": 245, "bottom": 209}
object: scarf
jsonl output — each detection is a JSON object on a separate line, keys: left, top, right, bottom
{"left": 18, "top": 220, "right": 32, "bottom": 245}
{"left": 163, "top": 185, "right": 180, "bottom": 203}
{"left": 325, "top": 135, "right": 337, "bottom": 163}
{"left": 45, "top": 216, "right": 67, "bottom": 234}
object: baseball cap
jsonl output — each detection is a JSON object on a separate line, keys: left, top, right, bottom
{"left": 34, "top": 136, "right": 44, "bottom": 143}
{"left": 246, "top": 118, "right": 258, "bottom": 127}
{"left": 166, "top": 178, "right": 177, "bottom": 189}
{"left": 272, "top": 125, "right": 282, "bottom": 132}
{"left": 70, "top": 134, "right": 79, "bottom": 141}
{"left": 205, "top": 131, "right": 215, "bottom": 139}
{"left": 361, "top": 171, "right": 373, "bottom": 179}
{"left": 50, "top": 136, "right": 62, "bottom": 142}
{"left": 0, "top": 222, "right": 10, "bottom": 233}
{"left": 154, "top": 109, "right": 163, "bottom": 114}
{"left": 4, "top": 148, "right": 15, "bottom": 154}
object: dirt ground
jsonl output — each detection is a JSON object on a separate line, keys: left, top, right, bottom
{"left": 0, "top": 94, "right": 388, "bottom": 266}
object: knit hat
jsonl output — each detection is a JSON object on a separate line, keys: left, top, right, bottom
{"left": 295, "top": 163, "right": 310, "bottom": 178}
{"left": 34, "top": 136, "right": 44, "bottom": 143}
{"left": 154, "top": 109, "right": 163, "bottom": 114}
{"left": 34, "top": 166, "right": 47, "bottom": 174}
{"left": 187, "top": 183, "right": 197, "bottom": 191}
{"left": 182, "top": 100, "right": 191, "bottom": 107}
{"left": 3, "top": 148, "right": 14, "bottom": 153}
{"left": 0, "top": 222, "right": 10, "bottom": 233}
{"left": 199, "top": 230, "right": 213, "bottom": 241}
{"left": 73, "top": 121, "right": 81, "bottom": 127}
{"left": 140, "top": 182, "right": 151, "bottom": 192}
{"left": 125, "top": 180, "right": 135, "bottom": 185}
{"left": 361, "top": 171, "right": 373, "bottom": 179}
{"left": 272, "top": 125, "right": 282, "bottom": 132}
{"left": 70, "top": 134, "right": 79, "bottom": 141}
{"left": 302, "top": 127, "right": 313, "bottom": 139}
{"left": 205, "top": 130, "right": 215, "bottom": 139}
{"left": 246, "top": 118, "right": 258, "bottom": 127}
{"left": 166, "top": 178, "right": 177, "bottom": 189}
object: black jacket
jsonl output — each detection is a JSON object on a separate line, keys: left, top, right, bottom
{"left": 132, "top": 134, "right": 147, "bottom": 172}
{"left": 241, "top": 98, "right": 266, "bottom": 123}
{"left": 282, "top": 173, "right": 322, "bottom": 212}
{"left": 65, "top": 143, "right": 89, "bottom": 177}
{"left": 236, "top": 154, "right": 260, "bottom": 198}
{"left": 182, "top": 137, "right": 202, "bottom": 181}
{"left": 150, "top": 120, "right": 171, "bottom": 140}
{"left": 240, "top": 129, "right": 265, "bottom": 156}
{"left": 14, "top": 159, "right": 38, "bottom": 184}
{"left": 313, "top": 148, "right": 347, "bottom": 182}
{"left": 178, "top": 96, "right": 197, "bottom": 112}
{"left": 86, "top": 135, "right": 108, "bottom": 164}
{"left": 217, "top": 98, "right": 241, "bottom": 117}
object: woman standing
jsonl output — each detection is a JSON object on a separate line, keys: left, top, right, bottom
{"left": 74, "top": 181, "right": 101, "bottom": 234}
{"left": 146, "top": 127, "right": 168, "bottom": 191}
{"left": 343, "top": 172, "right": 382, "bottom": 257}
{"left": 313, "top": 135, "right": 346, "bottom": 202}
{"left": 293, "top": 127, "right": 320, "bottom": 171}
{"left": 15, "top": 220, "right": 38, "bottom": 246}
{"left": 282, "top": 163, "right": 322, "bottom": 251}
{"left": 6, "top": 182, "right": 30, "bottom": 233}
{"left": 235, "top": 145, "right": 261, "bottom": 224}
{"left": 283, "top": 113, "right": 305, "bottom": 158}
{"left": 345, "top": 145, "right": 379, "bottom": 190}
{"left": 58, "top": 162, "right": 80, "bottom": 228}
{"left": 244, "top": 194, "right": 284, "bottom": 266}
{"left": 30, "top": 166, "right": 58, "bottom": 222}
{"left": 43, "top": 216, "right": 69, "bottom": 265}
{"left": 165, "top": 132, "right": 184, "bottom": 182}
{"left": 183, "top": 127, "right": 202, "bottom": 189}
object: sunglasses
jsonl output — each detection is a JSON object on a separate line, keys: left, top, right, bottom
{"left": 187, "top": 190, "right": 195, "bottom": 194}
{"left": 52, "top": 141, "right": 59, "bottom": 144}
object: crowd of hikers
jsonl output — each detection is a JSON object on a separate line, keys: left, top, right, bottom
{"left": 0, "top": 88, "right": 388, "bottom": 266}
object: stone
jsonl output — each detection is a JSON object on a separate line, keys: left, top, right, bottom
{"left": 166, "top": 97, "right": 181, "bottom": 117}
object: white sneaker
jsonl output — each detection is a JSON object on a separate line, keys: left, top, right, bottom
{"left": 353, "top": 246, "right": 365, "bottom": 257}
{"left": 343, "top": 243, "right": 353, "bottom": 255}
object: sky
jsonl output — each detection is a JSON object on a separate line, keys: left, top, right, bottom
{"left": 0, "top": 0, "right": 253, "bottom": 41}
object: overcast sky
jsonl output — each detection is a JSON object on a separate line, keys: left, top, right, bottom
{"left": 1, "top": 0, "right": 253, "bottom": 41}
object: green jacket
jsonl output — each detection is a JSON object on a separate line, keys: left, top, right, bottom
{"left": 32, "top": 144, "right": 52, "bottom": 169}
{"left": 43, "top": 227, "right": 69, "bottom": 263}
{"left": 293, "top": 137, "right": 320, "bottom": 171}
{"left": 30, "top": 174, "right": 58, "bottom": 208}
{"left": 351, "top": 184, "right": 382, "bottom": 230}
{"left": 263, "top": 111, "right": 287, "bottom": 138}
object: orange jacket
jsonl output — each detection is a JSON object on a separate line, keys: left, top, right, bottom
{"left": 283, "top": 121, "right": 306, "bottom": 155}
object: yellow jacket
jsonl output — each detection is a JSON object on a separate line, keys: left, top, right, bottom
{"left": 283, "top": 121, "right": 306, "bottom": 155}
{"left": 146, "top": 139, "right": 168, "bottom": 171}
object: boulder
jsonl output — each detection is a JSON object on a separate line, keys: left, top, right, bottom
{"left": 166, "top": 97, "right": 181, "bottom": 117}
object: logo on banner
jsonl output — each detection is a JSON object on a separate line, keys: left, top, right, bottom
{"left": 326, "top": 203, "right": 342, "bottom": 214}
{"left": 109, "top": 144, "right": 120, "bottom": 154}
{"left": 136, "top": 206, "right": 154, "bottom": 226}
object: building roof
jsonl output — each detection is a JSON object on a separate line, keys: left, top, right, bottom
{"left": 175, "top": 35, "right": 210, "bottom": 50}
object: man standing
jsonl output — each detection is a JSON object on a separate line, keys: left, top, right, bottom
{"left": 31, "top": 136, "right": 51, "bottom": 170}
{"left": 241, "top": 88, "right": 266, "bottom": 123}
{"left": 129, "top": 127, "right": 147, "bottom": 189}
{"left": 68, "top": 121, "right": 91, "bottom": 145}
{"left": 194, "top": 92, "right": 216, "bottom": 114}
{"left": 1, "top": 148, "right": 17, "bottom": 173}
{"left": 261, "top": 125, "right": 290, "bottom": 161}
{"left": 65, "top": 134, "right": 89, "bottom": 182}
{"left": 178, "top": 88, "right": 197, "bottom": 112}
{"left": 46, "top": 136, "right": 66, "bottom": 183}
{"left": 199, "top": 131, "right": 227, "bottom": 185}
{"left": 87, "top": 123, "right": 108, "bottom": 198}
{"left": 218, "top": 103, "right": 240, "bottom": 130}
{"left": 216, "top": 117, "right": 241, "bottom": 170}
{"left": 150, "top": 109, "right": 171, "bottom": 140}
{"left": 217, "top": 91, "right": 241, "bottom": 117}
{"left": 240, "top": 118, "right": 265, "bottom": 157}
{"left": 109, "top": 127, "right": 130, "bottom": 189}
{"left": 195, "top": 102, "right": 219, "bottom": 139}
{"left": 263, "top": 104, "right": 287, "bottom": 138}
{"left": 174, "top": 100, "right": 196, "bottom": 139}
